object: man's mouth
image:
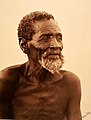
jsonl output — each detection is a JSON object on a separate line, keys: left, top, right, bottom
{"left": 45, "top": 54, "right": 60, "bottom": 59}
{"left": 42, "top": 50, "right": 61, "bottom": 58}
{"left": 41, "top": 47, "right": 63, "bottom": 60}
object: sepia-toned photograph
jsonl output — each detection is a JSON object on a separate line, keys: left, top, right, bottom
{"left": 0, "top": 0, "right": 91, "bottom": 120}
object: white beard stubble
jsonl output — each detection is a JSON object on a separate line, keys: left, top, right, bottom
{"left": 39, "top": 55, "right": 63, "bottom": 74}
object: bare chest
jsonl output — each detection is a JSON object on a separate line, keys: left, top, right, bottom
{"left": 12, "top": 74, "right": 69, "bottom": 120}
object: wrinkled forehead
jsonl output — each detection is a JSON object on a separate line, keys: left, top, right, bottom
{"left": 33, "top": 19, "right": 62, "bottom": 35}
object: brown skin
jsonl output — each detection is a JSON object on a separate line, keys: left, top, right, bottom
{"left": 0, "top": 19, "right": 82, "bottom": 120}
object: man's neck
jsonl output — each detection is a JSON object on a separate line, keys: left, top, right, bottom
{"left": 26, "top": 58, "right": 42, "bottom": 77}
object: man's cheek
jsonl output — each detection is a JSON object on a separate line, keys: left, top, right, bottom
{"left": 29, "top": 42, "right": 42, "bottom": 50}
{"left": 28, "top": 44, "right": 42, "bottom": 60}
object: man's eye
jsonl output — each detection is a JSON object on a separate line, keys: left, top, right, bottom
{"left": 56, "top": 36, "right": 62, "bottom": 41}
{"left": 42, "top": 36, "right": 50, "bottom": 41}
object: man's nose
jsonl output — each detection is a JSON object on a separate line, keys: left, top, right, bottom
{"left": 50, "top": 38, "right": 63, "bottom": 50}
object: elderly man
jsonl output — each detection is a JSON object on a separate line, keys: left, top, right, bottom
{"left": 0, "top": 11, "right": 82, "bottom": 120}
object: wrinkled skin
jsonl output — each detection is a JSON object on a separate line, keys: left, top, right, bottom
{"left": 26, "top": 19, "right": 63, "bottom": 60}
{"left": 24, "top": 19, "right": 64, "bottom": 73}
{"left": 0, "top": 19, "right": 82, "bottom": 120}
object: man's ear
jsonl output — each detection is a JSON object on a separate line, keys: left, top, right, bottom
{"left": 19, "top": 38, "right": 29, "bottom": 54}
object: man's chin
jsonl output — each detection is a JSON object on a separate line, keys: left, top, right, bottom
{"left": 38, "top": 57, "right": 63, "bottom": 74}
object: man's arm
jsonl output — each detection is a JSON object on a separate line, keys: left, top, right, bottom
{"left": 0, "top": 67, "right": 19, "bottom": 118}
{"left": 65, "top": 72, "right": 82, "bottom": 120}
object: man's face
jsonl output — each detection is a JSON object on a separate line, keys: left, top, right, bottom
{"left": 27, "top": 19, "right": 64, "bottom": 73}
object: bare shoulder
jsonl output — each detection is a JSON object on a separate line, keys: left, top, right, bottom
{"left": 60, "top": 70, "right": 81, "bottom": 91}
{"left": 64, "top": 70, "right": 81, "bottom": 92}
{"left": 0, "top": 63, "right": 26, "bottom": 83}
{"left": 60, "top": 70, "right": 81, "bottom": 98}
{"left": 62, "top": 70, "right": 81, "bottom": 84}
{"left": 0, "top": 63, "right": 27, "bottom": 100}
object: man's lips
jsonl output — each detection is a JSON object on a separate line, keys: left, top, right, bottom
{"left": 41, "top": 47, "right": 62, "bottom": 59}
{"left": 43, "top": 53, "right": 60, "bottom": 59}
{"left": 47, "top": 54, "right": 60, "bottom": 59}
